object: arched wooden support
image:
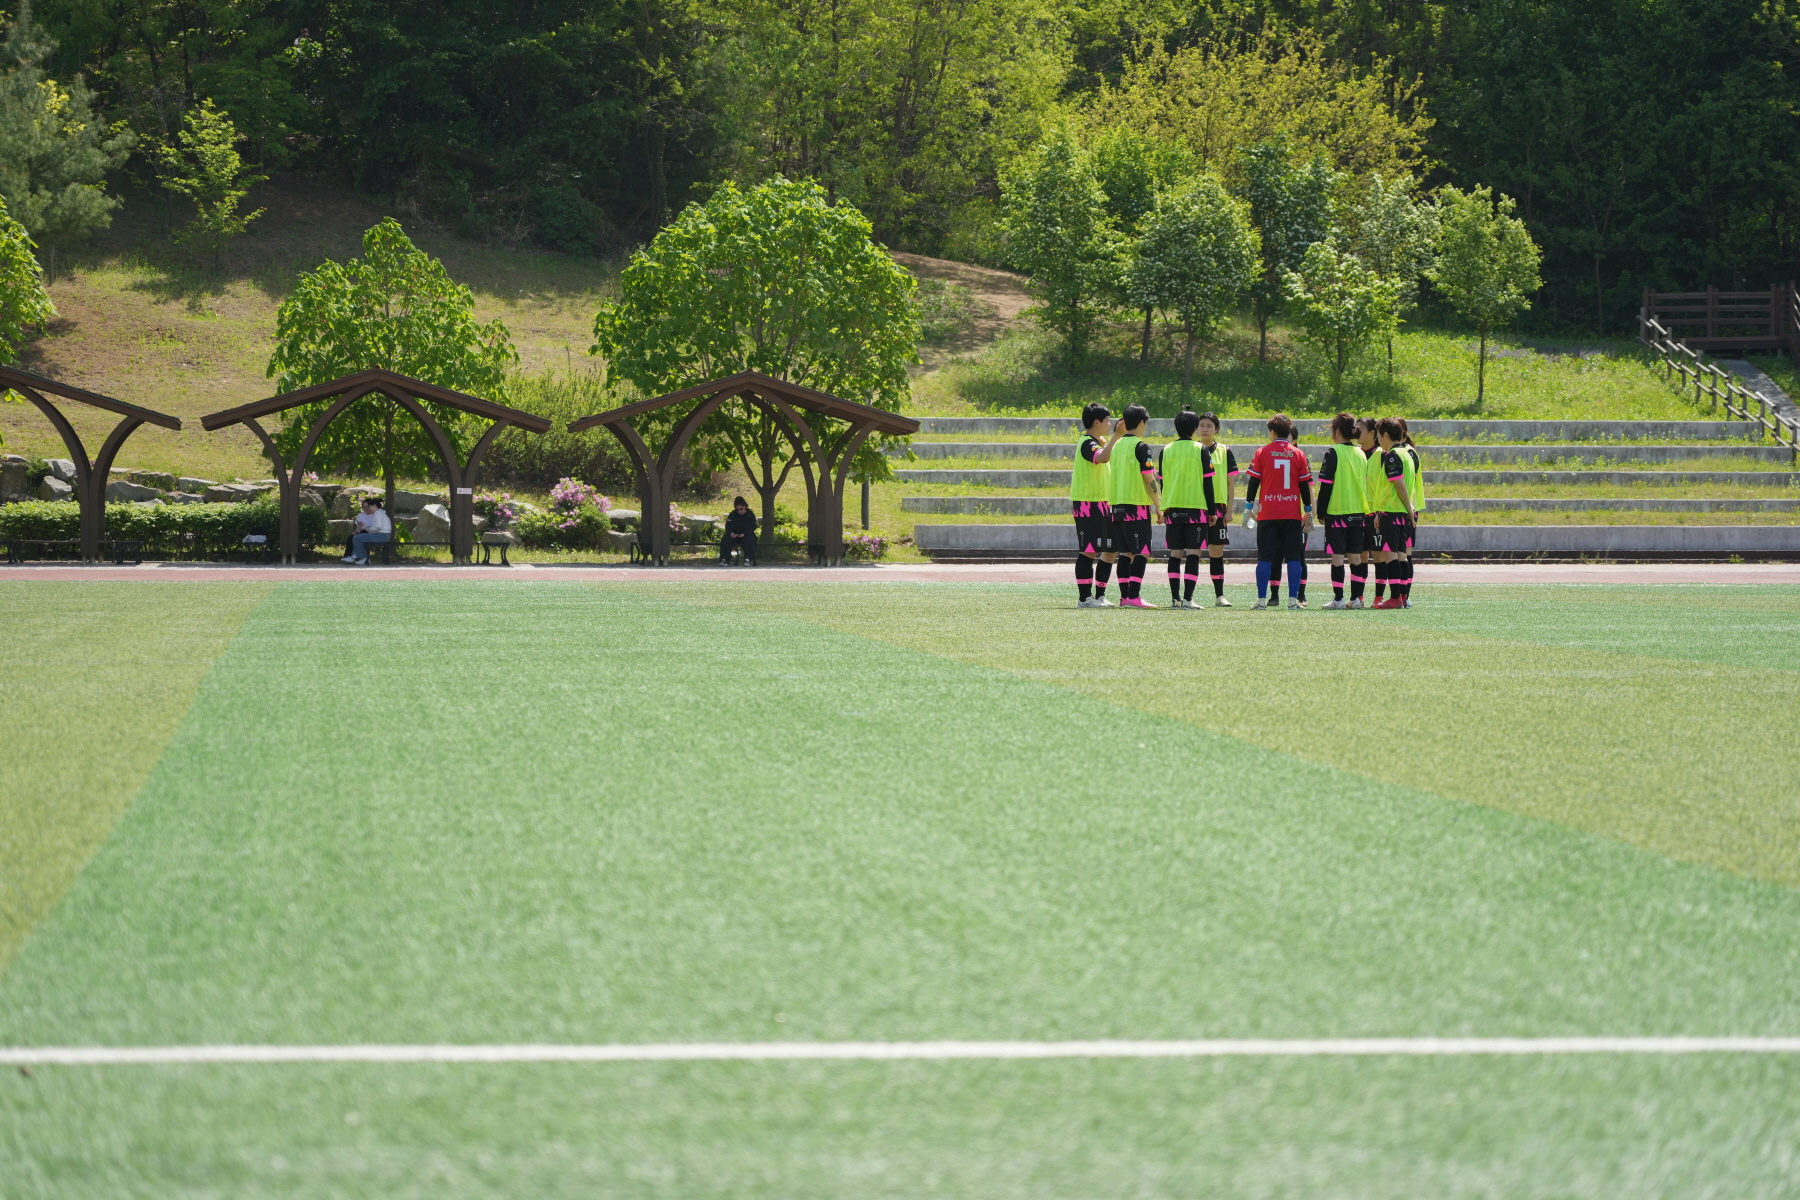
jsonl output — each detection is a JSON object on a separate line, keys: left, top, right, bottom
{"left": 0, "top": 365, "right": 182, "bottom": 561}
{"left": 570, "top": 371, "right": 917, "bottom": 567}
{"left": 202, "top": 370, "right": 551, "bottom": 564}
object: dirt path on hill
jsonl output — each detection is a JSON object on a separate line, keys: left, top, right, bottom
{"left": 889, "top": 252, "right": 1032, "bottom": 371}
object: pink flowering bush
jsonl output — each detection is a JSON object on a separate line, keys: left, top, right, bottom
{"left": 474, "top": 492, "right": 519, "bottom": 528}
{"left": 844, "top": 533, "right": 888, "bottom": 560}
{"left": 550, "top": 477, "right": 612, "bottom": 529}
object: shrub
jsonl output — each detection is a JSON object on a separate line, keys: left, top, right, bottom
{"left": 844, "top": 532, "right": 888, "bottom": 560}
{"left": 912, "top": 279, "right": 992, "bottom": 344}
{"left": 0, "top": 499, "right": 326, "bottom": 554}
{"left": 478, "top": 371, "right": 714, "bottom": 493}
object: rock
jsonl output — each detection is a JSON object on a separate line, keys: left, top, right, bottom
{"left": 682, "top": 514, "right": 718, "bottom": 543}
{"left": 106, "top": 479, "right": 163, "bottom": 502}
{"left": 0, "top": 459, "right": 28, "bottom": 500}
{"left": 167, "top": 491, "right": 206, "bottom": 504}
{"left": 510, "top": 500, "right": 543, "bottom": 515}
{"left": 412, "top": 502, "right": 452, "bottom": 542}
{"left": 131, "top": 470, "right": 177, "bottom": 490}
{"left": 327, "top": 518, "right": 355, "bottom": 540}
{"left": 203, "top": 482, "right": 271, "bottom": 504}
{"left": 46, "top": 459, "right": 77, "bottom": 483}
{"left": 0, "top": 453, "right": 25, "bottom": 465}
{"left": 310, "top": 483, "right": 343, "bottom": 505}
{"left": 394, "top": 514, "right": 419, "bottom": 536}
{"left": 482, "top": 530, "right": 519, "bottom": 545}
{"left": 389, "top": 489, "right": 444, "bottom": 514}
{"left": 37, "top": 476, "right": 72, "bottom": 500}
{"left": 298, "top": 488, "right": 326, "bottom": 508}
{"left": 606, "top": 529, "right": 638, "bottom": 553}
{"left": 176, "top": 476, "right": 216, "bottom": 492}
{"left": 471, "top": 514, "right": 489, "bottom": 533}
{"left": 330, "top": 487, "right": 382, "bottom": 518}
{"left": 608, "top": 508, "right": 640, "bottom": 527}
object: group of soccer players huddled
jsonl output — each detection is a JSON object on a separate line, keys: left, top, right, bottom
{"left": 1072, "top": 403, "right": 1424, "bottom": 610}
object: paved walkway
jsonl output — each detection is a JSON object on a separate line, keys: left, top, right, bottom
{"left": 8, "top": 561, "right": 1800, "bottom": 585}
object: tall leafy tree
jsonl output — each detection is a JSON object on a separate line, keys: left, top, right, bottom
{"left": 590, "top": 177, "right": 918, "bottom": 542}
{"left": 268, "top": 218, "right": 518, "bottom": 509}
{"left": 157, "top": 99, "right": 267, "bottom": 268}
{"left": 1282, "top": 238, "right": 1399, "bottom": 402}
{"left": 0, "top": 3, "right": 133, "bottom": 281}
{"left": 1092, "top": 125, "right": 1193, "bottom": 359}
{"left": 1346, "top": 172, "right": 1437, "bottom": 377}
{"left": 1000, "top": 128, "right": 1124, "bottom": 362}
{"left": 1237, "top": 138, "right": 1338, "bottom": 363}
{"left": 0, "top": 194, "right": 56, "bottom": 443}
{"left": 1427, "top": 186, "right": 1543, "bottom": 405}
{"left": 1125, "top": 174, "right": 1259, "bottom": 392}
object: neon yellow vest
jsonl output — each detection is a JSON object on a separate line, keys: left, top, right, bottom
{"left": 1202, "top": 442, "right": 1231, "bottom": 509}
{"left": 1070, "top": 434, "right": 1110, "bottom": 502}
{"left": 1107, "top": 435, "right": 1152, "bottom": 506}
{"left": 1324, "top": 443, "right": 1368, "bottom": 516}
{"left": 1403, "top": 444, "right": 1426, "bottom": 513}
{"left": 1365, "top": 446, "right": 1393, "bottom": 514}
{"left": 1159, "top": 438, "right": 1206, "bottom": 509}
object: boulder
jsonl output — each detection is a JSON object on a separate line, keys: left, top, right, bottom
{"left": 298, "top": 488, "right": 326, "bottom": 508}
{"left": 394, "top": 514, "right": 419, "bottom": 536}
{"left": 330, "top": 487, "right": 382, "bottom": 518}
{"left": 177, "top": 476, "right": 216, "bottom": 492}
{"left": 167, "top": 491, "right": 206, "bottom": 504}
{"left": 389, "top": 489, "right": 444, "bottom": 514}
{"left": 327, "top": 518, "right": 355, "bottom": 540}
{"left": 412, "top": 502, "right": 452, "bottom": 542}
{"left": 46, "top": 459, "right": 77, "bottom": 483}
{"left": 203, "top": 482, "right": 270, "bottom": 504}
{"left": 608, "top": 508, "right": 640, "bottom": 528}
{"left": 0, "top": 459, "right": 29, "bottom": 500}
{"left": 606, "top": 529, "right": 638, "bottom": 553}
{"left": 471, "top": 514, "right": 489, "bottom": 533}
{"left": 106, "top": 479, "right": 164, "bottom": 502}
{"left": 131, "top": 470, "right": 177, "bottom": 490}
{"left": 37, "top": 476, "right": 73, "bottom": 500}
{"left": 681, "top": 514, "right": 718, "bottom": 543}
{"left": 0, "top": 453, "right": 24, "bottom": 465}
{"left": 310, "top": 483, "right": 343, "bottom": 505}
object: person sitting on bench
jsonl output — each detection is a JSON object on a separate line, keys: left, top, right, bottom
{"left": 344, "top": 498, "right": 392, "bottom": 565}
{"left": 720, "top": 496, "right": 758, "bottom": 565}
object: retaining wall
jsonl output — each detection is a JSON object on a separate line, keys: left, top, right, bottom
{"left": 915, "top": 417, "right": 1764, "bottom": 440}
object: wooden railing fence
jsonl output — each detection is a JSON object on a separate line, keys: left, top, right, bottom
{"left": 1637, "top": 298, "right": 1800, "bottom": 463}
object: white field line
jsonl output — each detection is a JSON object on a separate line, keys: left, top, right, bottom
{"left": 5, "top": 1038, "right": 1800, "bottom": 1066}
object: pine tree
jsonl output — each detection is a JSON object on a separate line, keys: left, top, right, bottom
{"left": 0, "top": 3, "right": 134, "bottom": 282}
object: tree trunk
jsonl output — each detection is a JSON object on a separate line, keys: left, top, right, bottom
{"left": 1140, "top": 307, "right": 1153, "bottom": 362}
{"left": 1477, "top": 325, "right": 1488, "bottom": 406}
{"left": 1182, "top": 322, "right": 1196, "bottom": 394}
{"left": 1386, "top": 334, "right": 1395, "bottom": 379}
{"left": 45, "top": 245, "right": 54, "bottom": 285}
{"left": 383, "top": 403, "right": 397, "bottom": 513}
{"left": 1256, "top": 295, "right": 1269, "bottom": 364}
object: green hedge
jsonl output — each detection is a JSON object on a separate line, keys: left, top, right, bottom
{"left": 0, "top": 500, "right": 328, "bottom": 555}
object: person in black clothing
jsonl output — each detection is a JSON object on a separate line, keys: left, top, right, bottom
{"left": 720, "top": 496, "right": 758, "bottom": 565}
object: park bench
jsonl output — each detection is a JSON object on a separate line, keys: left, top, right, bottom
{"left": 355, "top": 532, "right": 514, "bottom": 566}
{"left": 4, "top": 538, "right": 144, "bottom": 565}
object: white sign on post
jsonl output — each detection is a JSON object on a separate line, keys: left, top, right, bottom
{"left": 456, "top": 488, "right": 473, "bottom": 495}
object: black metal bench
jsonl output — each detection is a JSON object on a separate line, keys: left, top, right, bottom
{"left": 353, "top": 534, "right": 513, "bottom": 565}
{"left": 4, "top": 538, "right": 143, "bottom": 564}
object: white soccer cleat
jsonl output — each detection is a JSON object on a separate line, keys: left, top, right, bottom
{"left": 1325, "top": 599, "right": 1347, "bottom": 609}
{"left": 1253, "top": 598, "right": 1270, "bottom": 609}
{"left": 1348, "top": 597, "right": 1367, "bottom": 609}
{"left": 1214, "top": 597, "right": 1232, "bottom": 607}
{"left": 1288, "top": 599, "right": 1307, "bottom": 609}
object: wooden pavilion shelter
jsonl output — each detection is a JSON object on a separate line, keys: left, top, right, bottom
{"left": 201, "top": 369, "right": 552, "bottom": 564}
{"left": 0, "top": 364, "right": 183, "bottom": 560}
{"left": 568, "top": 370, "right": 918, "bottom": 565}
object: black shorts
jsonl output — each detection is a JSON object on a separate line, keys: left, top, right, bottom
{"left": 1165, "top": 508, "right": 1208, "bottom": 552}
{"left": 1072, "top": 500, "right": 1112, "bottom": 554}
{"left": 1207, "top": 505, "right": 1230, "bottom": 548}
{"left": 1379, "top": 512, "right": 1414, "bottom": 553}
{"left": 1256, "top": 518, "right": 1306, "bottom": 562}
{"left": 1324, "top": 514, "right": 1366, "bottom": 556}
{"left": 1111, "top": 505, "right": 1154, "bottom": 556}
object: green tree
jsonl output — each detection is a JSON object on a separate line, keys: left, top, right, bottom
{"left": 268, "top": 218, "right": 519, "bottom": 510}
{"left": 0, "top": 193, "right": 55, "bottom": 443}
{"left": 1125, "top": 174, "right": 1259, "bottom": 392}
{"left": 589, "top": 176, "right": 918, "bottom": 541}
{"left": 1237, "top": 139, "right": 1338, "bottom": 363}
{"left": 1282, "top": 238, "right": 1399, "bottom": 402}
{"left": 157, "top": 99, "right": 266, "bottom": 268}
{"left": 0, "top": 3, "right": 133, "bottom": 282}
{"left": 1346, "top": 173, "right": 1438, "bottom": 377}
{"left": 1427, "top": 185, "right": 1543, "bottom": 404}
{"left": 1093, "top": 125, "right": 1194, "bottom": 360}
{"left": 1000, "top": 128, "right": 1124, "bottom": 361}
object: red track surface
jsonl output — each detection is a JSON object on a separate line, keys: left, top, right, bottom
{"left": 8, "top": 562, "right": 1800, "bottom": 585}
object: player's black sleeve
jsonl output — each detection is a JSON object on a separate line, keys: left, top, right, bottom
{"left": 1243, "top": 474, "right": 1259, "bottom": 503}
{"left": 1301, "top": 479, "right": 1313, "bottom": 508}
{"left": 1080, "top": 436, "right": 1103, "bottom": 464}
{"left": 1134, "top": 440, "right": 1153, "bottom": 473}
{"left": 1316, "top": 447, "right": 1337, "bottom": 515}
{"left": 1383, "top": 448, "right": 1405, "bottom": 481}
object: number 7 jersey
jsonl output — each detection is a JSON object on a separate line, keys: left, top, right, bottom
{"left": 1246, "top": 440, "right": 1313, "bottom": 520}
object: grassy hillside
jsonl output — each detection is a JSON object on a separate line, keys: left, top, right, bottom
{"left": 3, "top": 176, "right": 617, "bottom": 481}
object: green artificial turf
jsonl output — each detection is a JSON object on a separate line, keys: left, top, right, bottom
{"left": 0, "top": 582, "right": 272, "bottom": 973}
{"left": 4, "top": 578, "right": 1800, "bottom": 1197}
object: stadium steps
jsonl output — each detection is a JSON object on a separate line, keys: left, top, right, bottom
{"left": 900, "top": 442, "right": 1792, "bottom": 465}
{"left": 896, "top": 469, "right": 1800, "bottom": 488}
{"left": 903, "top": 496, "right": 1800, "bottom": 515}
{"left": 915, "top": 417, "right": 1763, "bottom": 439}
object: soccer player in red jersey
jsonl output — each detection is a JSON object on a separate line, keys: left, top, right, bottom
{"left": 1242, "top": 413, "right": 1314, "bottom": 609}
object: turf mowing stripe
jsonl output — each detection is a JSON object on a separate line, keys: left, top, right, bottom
{"left": 9, "top": 1038, "right": 1800, "bottom": 1064}
{"left": 0, "top": 581, "right": 273, "bottom": 976}
{"left": 646, "top": 580, "right": 1800, "bottom": 886}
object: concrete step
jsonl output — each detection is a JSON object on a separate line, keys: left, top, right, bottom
{"left": 902, "top": 496, "right": 1800, "bottom": 516}
{"left": 914, "top": 523, "right": 1800, "bottom": 559}
{"left": 902, "top": 442, "right": 1794, "bottom": 465}
{"left": 915, "top": 417, "right": 1762, "bottom": 441}
{"left": 895, "top": 468, "right": 1800, "bottom": 489}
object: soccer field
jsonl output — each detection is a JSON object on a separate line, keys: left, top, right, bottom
{"left": 5, "top": 577, "right": 1800, "bottom": 1197}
